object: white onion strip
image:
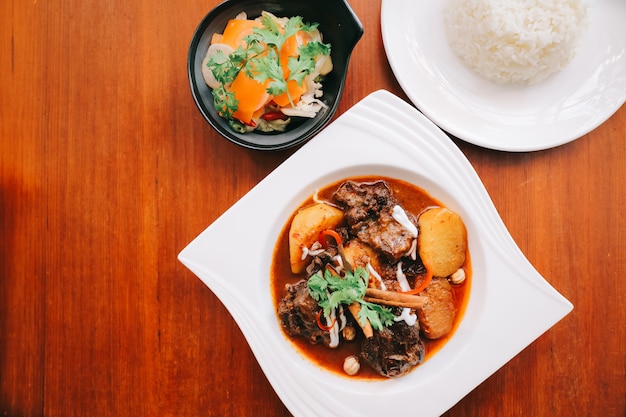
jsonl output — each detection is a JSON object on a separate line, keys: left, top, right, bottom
{"left": 396, "top": 262, "right": 411, "bottom": 292}
{"left": 327, "top": 308, "right": 339, "bottom": 348}
{"left": 367, "top": 263, "right": 387, "bottom": 291}
{"left": 394, "top": 262, "right": 417, "bottom": 326}
{"left": 392, "top": 205, "right": 418, "bottom": 237}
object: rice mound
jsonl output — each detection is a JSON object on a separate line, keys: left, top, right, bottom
{"left": 444, "top": 0, "right": 589, "bottom": 85}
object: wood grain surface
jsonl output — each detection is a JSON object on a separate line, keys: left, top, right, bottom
{"left": 1, "top": 0, "right": 624, "bottom": 416}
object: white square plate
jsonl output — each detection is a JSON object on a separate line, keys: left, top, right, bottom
{"left": 178, "top": 90, "right": 573, "bottom": 416}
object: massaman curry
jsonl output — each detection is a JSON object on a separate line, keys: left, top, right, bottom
{"left": 271, "top": 177, "right": 471, "bottom": 379}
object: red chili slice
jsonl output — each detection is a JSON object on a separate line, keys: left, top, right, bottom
{"left": 316, "top": 310, "right": 336, "bottom": 331}
{"left": 318, "top": 229, "right": 343, "bottom": 248}
{"left": 261, "top": 111, "right": 287, "bottom": 121}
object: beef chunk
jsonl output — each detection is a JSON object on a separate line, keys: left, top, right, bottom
{"left": 334, "top": 180, "right": 393, "bottom": 224}
{"left": 360, "top": 321, "right": 425, "bottom": 378}
{"left": 334, "top": 180, "right": 414, "bottom": 261}
{"left": 378, "top": 259, "right": 427, "bottom": 292}
{"left": 277, "top": 280, "right": 331, "bottom": 347}
{"left": 304, "top": 246, "right": 338, "bottom": 277}
{"left": 357, "top": 212, "right": 413, "bottom": 261}
{"left": 417, "top": 277, "right": 456, "bottom": 339}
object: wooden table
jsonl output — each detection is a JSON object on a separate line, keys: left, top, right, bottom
{"left": 1, "top": 1, "right": 624, "bottom": 415}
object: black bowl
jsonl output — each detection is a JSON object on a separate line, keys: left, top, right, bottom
{"left": 188, "top": 0, "right": 364, "bottom": 151}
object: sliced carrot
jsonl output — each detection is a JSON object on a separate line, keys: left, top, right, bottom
{"left": 402, "top": 261, "right": 433, "bottom": 295}
{"left": 214, "top": 20, "right": 317, "bottom": 121}
{"left": 250, "top": 106, "right": 265, "bottom": 124}
{"left": 210, "top": 33, "right": 223, "bottom": 45}
{"left": 218, "top": 19, "right": 262, "bottom": 49}
{"left": 273, "top": 32, "right": 309, "bottom": 107}
{"left": 209, "top": 18, "right": 266, "bottom": 123}
{"left": 279, "top": 32, "right": 302, "bottom": 73}
{"left": 273, "top": 79, "right": 307, "bottom": 107}
{"left": 229, "top": 70, "right": 270, "bottom": 124}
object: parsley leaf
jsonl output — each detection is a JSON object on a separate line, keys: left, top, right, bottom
{"left": 306, "top": 267, "right": 394, "bottom": 331}
{"left": 211, "top": 85, "right": 238, "bottom": 119}
{"left": 248, "top": 48, "right": 288, "bottom": 97}
{"left": 207, "top": 47, "right": 244, "bottom": 86}
{"left": 287, "top": 41, "right": 330, "bottom": 88}
{"left": 251, "top": 13, "right": 303, "bottom": 50}
{"left": 306, "top": 272, "right": 328, "bottom": 302}
{"left": 205, "top": 12, "right": 331, "bottom": 125}
{"left": 359, "top": 302, "right": 395, "bottom": 330}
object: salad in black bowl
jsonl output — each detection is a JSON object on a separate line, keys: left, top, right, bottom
{"left": 188, "top": 0, "right": 363, "bottom": 151}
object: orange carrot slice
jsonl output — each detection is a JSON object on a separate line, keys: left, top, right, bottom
{"left": 211, "top": 18, "right": 268, "bottom": 124}
{"left": 229, "top": 70, "right": 270, "bottom": 124}
{"left": 210, "top": 33, "right": 223, "bottom": 45}
{"left": 217, "top": 19, "right": 262, "bottom": 49}
{"left": 402, "top": 261, "right": 433, "bottom": 295}
{"left": 273, "top": 32, "right": 309, "bottom": 107}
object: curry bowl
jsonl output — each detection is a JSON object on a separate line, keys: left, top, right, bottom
{"left": 178, "top": 90, "right": 572, "bottom": 416}
{"left": 187, "top": 0, "right": 364, "bottom": 150}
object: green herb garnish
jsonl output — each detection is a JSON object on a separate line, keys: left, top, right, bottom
{"left": 205, "top": 12, "right": 331, "bottom": 121}
{"left": 307, "top": 267, "right": 395, "bottom": 331}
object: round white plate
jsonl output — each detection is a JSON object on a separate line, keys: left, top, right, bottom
{"left": 381, "top": 0, "right": 626, "bottom": 152}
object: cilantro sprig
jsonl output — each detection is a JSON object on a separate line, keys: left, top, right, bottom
{"left": 207, "top": 45, "right": 260, "bottom": 121}
{"left": 205, "top": 12, "right": 331, "bottom": 122}
{"left": 307, "top": 267, "right": 395, "bottom": 331}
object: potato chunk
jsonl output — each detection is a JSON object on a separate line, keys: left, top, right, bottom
{"left": 289, "top": 203, "right": 344, "bottom": 273}
{"left": 342, "top": 240, "right": 381, "bottom": 270}
{"left": 417, "top": 207, "right": 467, "bottom": 277}
{"left": 417, "top": 277, "right": 456, "bottom": 339}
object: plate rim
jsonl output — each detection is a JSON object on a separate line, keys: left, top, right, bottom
{"left": 381, "top": 0, "right": 626, "bottom": 152}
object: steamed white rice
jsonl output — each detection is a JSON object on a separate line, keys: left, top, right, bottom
{"left": 444, "top": 0, "right": 589, "bottom": 85}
